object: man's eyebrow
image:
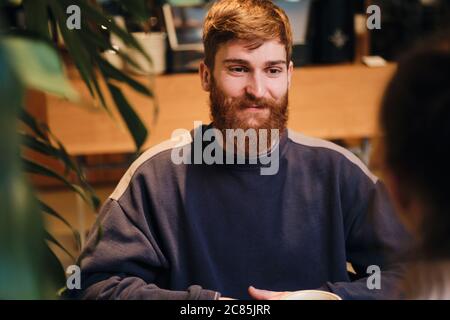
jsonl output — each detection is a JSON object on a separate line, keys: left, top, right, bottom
{"left": 266, "top": 60, "right": 287, "bottom": 66}
{"left": 222, "top": 59, "right": 287, "bottom": 66}
{"left": 222, "top": 59, "right": 250, "bottom": 65}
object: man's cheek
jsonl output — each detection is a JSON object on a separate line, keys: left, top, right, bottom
{"left": 269, "top": 84, "right": 288, "bottom": 100}
{"left": 221, "top": 80, "right": 247, "bottom": 97}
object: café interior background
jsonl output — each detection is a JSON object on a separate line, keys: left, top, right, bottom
{"left": 1, "top": 0, "right": 449, "bottom": 297}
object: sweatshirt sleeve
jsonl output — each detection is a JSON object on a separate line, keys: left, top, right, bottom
{"left": 74, "top": 198, "right": 220, "bottom": 300}
{"left": 318, "top": 160, "right": 411, "bottom": 300}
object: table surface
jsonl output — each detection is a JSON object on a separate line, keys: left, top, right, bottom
{"left": 45, "top": 63, "right": 396, "bottom": 155}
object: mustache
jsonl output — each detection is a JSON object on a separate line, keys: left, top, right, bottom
{"left": 209, "top": 79, "right": 289, "bottom": 134}
{"left": 231, "top": 95, "right": 279, "bottom": 110}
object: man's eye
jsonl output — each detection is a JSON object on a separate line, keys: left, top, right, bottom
{"left": 267, "top": 68, "right": 282, "bottom": 75}
{"left": 229, "top": 66, "right": 248, "bottom": 73}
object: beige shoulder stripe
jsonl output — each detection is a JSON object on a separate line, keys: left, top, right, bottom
{"left": 110, "top": 131, "right": 192, "bottom": 201}
{"left": 287, "top": 129, "right": 378, "bottom": 184}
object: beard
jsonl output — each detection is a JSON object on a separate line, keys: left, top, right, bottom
{"left": 209, "top": 78, "right": 289, "bottom": 156}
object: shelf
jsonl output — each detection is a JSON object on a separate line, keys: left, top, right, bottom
{"left": 43, "top": 63, "right": 396, "bottom": 156}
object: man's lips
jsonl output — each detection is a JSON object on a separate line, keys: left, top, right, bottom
{"left": 242, "top": 104, "right": 266, "bottom": 111}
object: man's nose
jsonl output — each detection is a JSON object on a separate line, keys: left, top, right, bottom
{"left": 245, "top": 73, "right": 266, "bottom": 99}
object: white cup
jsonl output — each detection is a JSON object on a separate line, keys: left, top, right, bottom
{"left": 127, "top": 32, "right": 167, "bottom": 75}
{"left": 281, "top": 290, "right": 342, "bottom": 300}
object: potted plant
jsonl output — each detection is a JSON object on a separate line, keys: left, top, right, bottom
{"left": 0, "top": 0, "right": 158, "bottom": 298}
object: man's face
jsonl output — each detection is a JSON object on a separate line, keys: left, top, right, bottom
{"left": 200, "top": 39, "right": 293, "bottom": 132}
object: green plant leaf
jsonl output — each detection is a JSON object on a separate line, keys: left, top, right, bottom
{"left": 150, "top": 91, "right": 160, "bottom": 126}
{"left": 43, "top": 241, "right": 67, "bottom": 298}
{"left": 107, "top": 82, "right": 148, "bottom": 150}
{"left": 38, "top": 199, "right": 82, "bottom": 252}
{"left": 77, "top": 0, "right": 151, "bottom": 62}
{"left": 1, "top": 37, "right": 79, "bottom": 101}
{"left": 77, "top": 28, "right": 143, "bottom": 72}
{"left": 19, "top": 109, "right": 49, "bottom": 142}
{"left": 47, "top": 0, "right": 153, "bottom": 147}
{"left": 21, "top": 130, "right": 79, "bottom": 177}
{"left": 45, "top": 230, "right": 76, "bottom": 262}
{"left": 19, "top": 125, "right": 100, "bottom": 210}
{"left": 47, "top": 1, "right": 97, "bottom": 100}
{"left": 22, "top": 158, "right": 98, "bottom": 210}
{"left": 47, "top": 0, "right": 113, "bottom": 115}
{"left": 20, "top": 132, "right": 71, "bottom": 173}
{"left": 116, "top": 0, "right": 151, "bottom": 22}
{"left": 1, "top": 34, "right": 61, "bottom": 300}
{"left": 79, "top": 26, "right": 112, "bottom": 52}
{"left": 97, "top": 56, "right": 152, "bottom": 97}
{"left": 1, "top": 0, "right": 158, "bottom": 299}
{"left": 22, "top": 0, "right": 51, "bottom": 40}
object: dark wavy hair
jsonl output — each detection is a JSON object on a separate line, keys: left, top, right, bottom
{"left": 380, "top": 32, "right": 450, "bottom": 261}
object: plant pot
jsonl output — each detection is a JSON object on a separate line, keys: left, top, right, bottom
{"left": 127, "top": 32, "right": 167, "bottom": 75}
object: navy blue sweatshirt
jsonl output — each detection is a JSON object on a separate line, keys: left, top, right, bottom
{"left": 77, "top": 125, "right": 409, "bottom": 300}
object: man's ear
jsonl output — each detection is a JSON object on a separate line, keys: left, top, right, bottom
{"left": 199, "top": 61, "right": 212, "bottom": 92}
{"left": 287, "top": 61, "right": 294, "bottom": 88}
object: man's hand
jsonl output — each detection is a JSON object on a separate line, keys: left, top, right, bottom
{"left": 248, "top": 286, "right": 292, "bottom": 300}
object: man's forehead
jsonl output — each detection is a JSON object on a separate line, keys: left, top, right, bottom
{"left": 215, "top": 39, "right": 287, "bottom": 65}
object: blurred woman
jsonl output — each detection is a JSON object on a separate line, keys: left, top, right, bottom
{"left": 380, "top": 34, "right": 450, "bottom": 299}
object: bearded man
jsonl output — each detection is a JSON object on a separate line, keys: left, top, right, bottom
{"left": 76, "top": 0, "right": 409, "bottom": 300}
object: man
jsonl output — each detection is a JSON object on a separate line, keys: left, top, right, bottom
{"left": 76, "top": 0, "right": 408, "bottom": 300}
